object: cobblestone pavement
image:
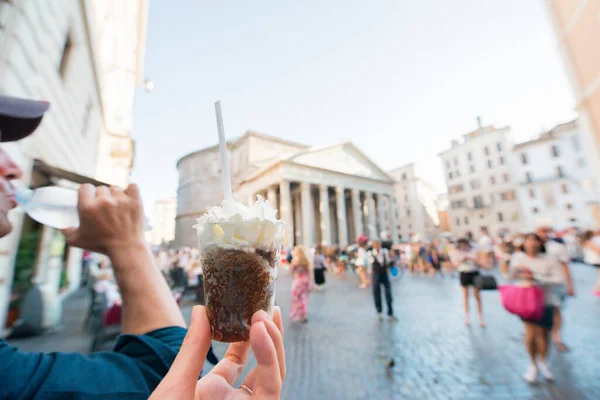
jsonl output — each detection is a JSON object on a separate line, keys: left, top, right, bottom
{"left": 206, "top": 263, "right": 600, "bottom": 400}
{"left": 8, "top": 263, "right": 600, "bottom": 399}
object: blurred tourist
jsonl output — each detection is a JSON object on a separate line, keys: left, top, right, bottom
{"left": 289, "top": 246, "right": 312, "bottom": 323}
{"left": 368, "top": 240, "right": 396, "bottom": 321}
{"left": 509, "top": 233, "right": 565, "bottom": 383}
{"left": 497, "top": 240, "right": 514, "bottom": 277}
{"left": 581, "top": 230, "right": 600, "bottom": 297}
{"left": 536, "top": 226, "right": 575, "bottom": 352}
{"left": 355, "top": 235, "right": 370, "bottom": 288}
{"left": 451, "top": 238, "right": 485, "bottom": 327}
{"left": 477, "top": 227, "right": 494, "bottom": 269}
{"left": 313, "top": 244, "right": 327, "bottom": 290}
{"left": 404, "top": 241, "right": 415, "bottom": 272}
{"left": 428, "top": 246, "right": 443, "bottom": 278}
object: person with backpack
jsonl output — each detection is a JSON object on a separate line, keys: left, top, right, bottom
{"left": 313, "top": 244, "right": 327, "bottom": 290}
{"left": 368, "top": 240, "right": 396, "bottom": 321}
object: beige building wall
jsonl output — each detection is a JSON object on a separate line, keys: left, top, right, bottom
{"left": 389, "top": 163, "right": 439, "bottom": 241}
{"left": 546, "top": 0, "right": 600, "bottom": 224}
{"left": 88, "top": 0, "right": 149, "bottom": 188}
{"left": 439, "top": 126, "right": 524, "bottom": 239}
{"left": 0, "top": 0, "right": 104, "bottom": 330}
{"left": 0, "top": 0, "right": 149, "bottom": 331}
{"left": 150, "top": 198, "right": 177, "bottom": 246}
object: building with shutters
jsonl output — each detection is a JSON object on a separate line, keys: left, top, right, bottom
{"left": 439, "top": 122, "right": 524, "bottom": 239}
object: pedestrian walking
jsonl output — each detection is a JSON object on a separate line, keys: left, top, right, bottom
{"left": 313, "top": 244, "right": 327, "bottom": 290}
{"left": 581, "top": 230, "right": 600, "bottom": 297}
{"left": 289, "top": 245, "right": 311, "bottom": 323}
{"left": 428, "top": 246, "right": 443, "bottom": 277}
{"left": 536, "top": 226, "right": 575, "bottom": 352}
{"left": 368, "top": 240, "right": 396, "bottom": 321}
{"left": 417, "top": 242, "right": 428, "bottom": 273}
{"left": 497, "top": 240, "right": 514, "bottom": 277}
{"left": 509, "top": 233, "right": 566, "bottom": 383}
{"left": 451, "top": 238, "right": 486, "bottom": 327}
{"left": 355, "top": 235, "right": 371, "bottom": 288}
{"left": 404, "top": 242, "right": 415, "bottom": 272}
{"left": 477, "top": 227, "right": 495, "bottom": 269}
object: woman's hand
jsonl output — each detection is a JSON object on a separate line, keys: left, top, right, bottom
{"left": 150, "top": 306, "right": 286, "bottom": 399}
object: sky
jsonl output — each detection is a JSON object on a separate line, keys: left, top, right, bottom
{"left": 131, "top": 0, "right": 577, "bottom": 218}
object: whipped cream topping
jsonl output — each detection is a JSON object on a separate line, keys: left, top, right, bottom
{"left": 194, "top": 195, "right": 284, "bottom": 251}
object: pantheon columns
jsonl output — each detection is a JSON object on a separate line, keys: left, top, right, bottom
{"left": 256, "top": 182, "right": 398, "bottom": 247}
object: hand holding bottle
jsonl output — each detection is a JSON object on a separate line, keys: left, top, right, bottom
{"left": 62, "top": 184, "right": 145, "bottom": 255}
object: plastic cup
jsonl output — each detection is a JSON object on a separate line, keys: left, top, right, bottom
{"left": 198, "top": 221, "right": 281, "bottom": 342}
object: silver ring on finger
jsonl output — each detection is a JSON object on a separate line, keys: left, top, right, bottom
{"left": 240, "top": 384, "right": 253, "bottom": 395}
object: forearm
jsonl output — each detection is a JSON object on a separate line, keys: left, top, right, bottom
{"left": 109, "top": 242, "right": 185, "bottom": 335}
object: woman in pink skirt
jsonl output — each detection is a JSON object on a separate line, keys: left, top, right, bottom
{"left": 289, "top": 245, "right": 312, "bottom": 323}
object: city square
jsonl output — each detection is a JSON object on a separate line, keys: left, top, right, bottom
{"left": 8, "top": 263, "right": 600, "bottom": 399}
{"left": 2, "top": 0, "right": 600, "bottom": 399}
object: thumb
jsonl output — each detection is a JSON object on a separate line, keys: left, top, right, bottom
{"left": 154, "top": 306, "right": 212, "bottom": 395}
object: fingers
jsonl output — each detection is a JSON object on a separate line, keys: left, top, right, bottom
{"left": 273, "top": 306, "right": 284, "bottom": 337}
{"left": 78, "top": 184, "right": 95, "bottom": 211}
{"left": 125, "top": 183, "right": 141, "bottom": 201}
{"left": 209, "top": 341, "right": 251, "bottom": 385}
{"left": 262, "top": 311, "right": 285, "bottom": 381}
{"left": 251, "top": 310, "right": 285, "bottom": 381}
{"left": 109, "top": 186, "right": 123, "bottom": 196}
{"left": 162, "top": 306, "right": 212, "bottom": 383}
{"left": 249, "top": 320, "right": 282, "bottom": 396}
{"left": 240, "top": 368, "right": 257, "bottom": 390}
{"left": 96, "top": 186, "right": 111, "bottom": 199}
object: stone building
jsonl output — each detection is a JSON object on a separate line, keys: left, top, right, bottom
{"left": 545, "top": 0, "right": 600, "bottom": 202}
{"left": 439, "top": 122, "right": 524, "bottom": 238}
{"left": 513, "top": 120, "right": 600, "bottom": 230}
{"left": 149, "top": 197, "right": 178, "bottom": 246}
{"left": 388, "top": 163, "right": 439, "bottom": 241}
{"left": 175, "top": 131, "right": 398, "bottom": 248}
{"left": 0, "top": 0, "right": 147, "bottom": 332}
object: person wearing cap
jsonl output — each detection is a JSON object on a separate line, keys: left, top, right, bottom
{"left": 0, "top": 95, "right": 286, "bottom": 399}
{"left": 0, "top": 94, "right": 187, "bottom": 398}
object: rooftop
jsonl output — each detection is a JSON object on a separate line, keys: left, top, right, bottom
{"left": 513, "top": 119, "right": 578, "bottom": 150}
{"left": 176, "top": 130, "right": 308, "bottom": 167}
{"left": 438, "top": 124, "right": 511, "bottom": 156}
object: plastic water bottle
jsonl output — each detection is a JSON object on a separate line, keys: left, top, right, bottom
{"left": 15, "top": 185, "right": 79, "bottom": 229}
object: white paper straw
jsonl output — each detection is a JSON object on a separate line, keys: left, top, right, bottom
{"left": 214, "top": 101, "right": 234, "bottom": 206}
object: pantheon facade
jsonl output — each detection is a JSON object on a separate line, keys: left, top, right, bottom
{"left": 175, "top": 131, "right": 399, "bottom": 248}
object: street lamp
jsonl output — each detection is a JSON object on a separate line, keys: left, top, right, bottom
{"left": 142, "top": 78, "right": 154, "bottom": 93}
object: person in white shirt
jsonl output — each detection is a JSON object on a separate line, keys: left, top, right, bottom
{"left": 477, "top": 227, "right": 494, "bottom": 269}
{"left": 509, "top": 233, "right": 566, "bottom": 383}
{"left": 451, "top": 238, "right": 485, "bottom": 327}
{"left": 354, "top": 236, "right": 370, "bottom": 289}
{"left": 368, "top": 240, "right": 396, "bottom": 321}
{"left": 580, "top": 230, "right": 600, "bottom": 297}
{"left": 404, "top": 243, "right": 414, "bottom": 271}
{"left": 535, "top": 226, "right": 575, "bottom": 353}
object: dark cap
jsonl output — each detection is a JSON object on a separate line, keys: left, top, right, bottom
{"left": 0, "top": 94, "right": 50, "bottom": 142}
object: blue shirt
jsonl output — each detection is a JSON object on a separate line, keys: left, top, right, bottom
{"left": 0, "top": 326, "right": 186, "bottom": 399}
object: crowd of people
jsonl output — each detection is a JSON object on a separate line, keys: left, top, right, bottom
{"left": 144, "top": 218, "right": 600, "bottom": 387}
{"left": 280, "top": 225, "right": 600, "bottom": 385}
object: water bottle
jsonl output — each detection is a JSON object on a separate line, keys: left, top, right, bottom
{"left": 15, "top": 185, "right": 79, "bottom": 229}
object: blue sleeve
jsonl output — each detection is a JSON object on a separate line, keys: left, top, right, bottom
{"left": 0, "top": 326, "right": 186, "bottom": 400}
